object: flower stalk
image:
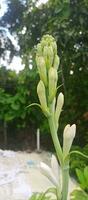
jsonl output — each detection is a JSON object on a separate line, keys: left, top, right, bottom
{"left": 36, "top": 34, "right": 76, "bottom": 200}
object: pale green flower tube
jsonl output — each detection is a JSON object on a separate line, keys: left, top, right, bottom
{"left": 55, "top": 92, "right": 64, "bottom": 131}
{"left": 48, "top": 67, "right": 58, "bottom": 103}
{"left": 53, "top": 55, "right": 60, "bottom": 70}
{"left": 37, "top": 80, "right": 50, "bottom": 117}
{"left": 36, "top": 43, "right": 42, "bottom": 55}
{"left": 43, "top": 45, "right": 54, "bottom": 69}
{"left": 63, "top": 124, "right": 76, "bottom": 158}
{"left": 52, "top": 41, "right": 57, "bottom": 54}
{"left": 36, "top": 56, "right": 47, "bottom": 86}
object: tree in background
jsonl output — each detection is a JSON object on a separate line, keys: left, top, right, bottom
{"left": 0, "top": 0, "right": 88, "bottom": 148}
{"left": 19, "top": 0, "right": 88, "bottom": 146}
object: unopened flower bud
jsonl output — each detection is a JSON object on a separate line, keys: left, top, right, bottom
{"left": 55, "top": 93, "right": 64, "bottom": 130}
{"left": 37, "top": 80, "right": 50, "bottom": 117}
{"left": 43, "top": 45, "right": 53, "bottom": 69}
{"left": 40, "top": 162, "right": 58, "bottom": 187}
{"left": 41, "top": 40, "right": 47, "bottom": 48}
{"left": 37, "top": 43, "right": 42, "bottom": 55}
{"left": 52, "top": 98, "right": 56, "bottom": 114}
{"left": 53, "top": 55, "right": 60, "bottom": 70}
{"left": 48, "top": 67, "right": 58, "bottom": 103}
{"left": 63, "top": 124, "right": 76, "bottom": 158}
{"left": 48, "top": 45, "right": 54, "bottom": 65}
{"left": 52, "top": 41, "right": 57, "bottom": 54}
{"left": 40, "top": 154, "right": 61, "bottom": 190}
{"left": 42, "top": 35, "right": 54, "bottom": 45}
{"left": 36, "top": 56, "right": 47, "bottom": 86}
{"left": 43, "top": 45, "right": 49, "bottom": 64}
{"left": 51, "top": 155, "right": 60, "bottom": 183}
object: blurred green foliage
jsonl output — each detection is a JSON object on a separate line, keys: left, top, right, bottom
{"left": 29, "top": 187, "right": 57, "bottom": 200}
{"left": 0, "top": 0, "right": 88, "bottom": 149}
{"left": 70, "top": 145, "right": 88, "bottom": 177}
{"left": 76, "top": 166, "right": 88, "bottom": 192}
{"left": 71, "top": 189, "right": 88, "bottom": 200}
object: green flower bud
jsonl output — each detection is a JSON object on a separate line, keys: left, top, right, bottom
{"left": 63, "top": 124, "right": 76, "bottom": 158}
{"left": 55, "top": 93, "right": 64, "bottom": 131}
{"left": 36, "top": 56, "right": 47, "bottom": 86}
{"left": 48, "top": 45, "right": 54, "bottom": 67}
{"left": 37, "top": 80, "right": 50, "bottom": 117}
{"left": 42, "top": 35, "right": 54, "bottom": 45}
{"left": 43, "top": 45, "right": 54, "bottom": 69}
{"left": 52, "top": 41, "right": 57, "bottom": 55}
{"left": 52, "top": 98, "right": 56, "bottom": 114}
{"left": 48, "top": 67, "right": 58, "bottom": 103}
{"left": 43, "top": 45, "right": 49, "bottom": 64}
{"left": 36, "top": 43, "right": 42, "bottom": 55}
{"left": 53, "top": 55, "right": 60, "bottom": 70}
{"left": 41, "top": 40, "right": 47, "bottom": 48}
{"left": 36, "top": 35, "right": 59, "bottom": 70}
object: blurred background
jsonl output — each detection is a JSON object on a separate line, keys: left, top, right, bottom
{"left": 0, "top": 0, "right": 88, "bottom": 157}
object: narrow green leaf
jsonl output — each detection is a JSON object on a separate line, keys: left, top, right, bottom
{"left": 26, "top": 103, "right": 42, "bottom": 110}
{"left": 76, "top": 169, "right": 86, "bottom": 189}
{"left": 71, "top": 189, "right": 88, "bottom": 200}
{"left": 84, "top": 166, "right": 88, "bottom": 187}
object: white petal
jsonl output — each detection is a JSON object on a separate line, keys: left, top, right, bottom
{"left": 40, "top": 162, "right": 58, "bottom": 187}
{"left": 63, "top": 124, "right": 70, "bottom": 136}
{"left": 51, "top": 155, "right": 60, "bottom": 182}
{"left": 63, "top": 124, "right": 76, "bottom": 157}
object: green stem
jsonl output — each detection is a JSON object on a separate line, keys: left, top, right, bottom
{"left": 62, "top": 161, "right": 69, "bottom": 200}
{"left": 56, "top": 187, "right": 62, "bottom": 200}
{"left": 48, "top": 104, "right": 69, "bottom": 200}
{"left": 48, "top": 115, "right": 63, "bottom": 166}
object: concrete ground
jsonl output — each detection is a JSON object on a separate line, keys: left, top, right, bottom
{"left": 0, "top": 150, "right": 77, "bottom": 200}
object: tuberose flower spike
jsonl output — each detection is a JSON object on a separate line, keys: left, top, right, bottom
{"left": 40, "top": 35, "right": 58, "bottom": 70}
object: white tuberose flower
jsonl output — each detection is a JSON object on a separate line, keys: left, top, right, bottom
{"left": 40, "top": 155, "right": 60, "bottom": 187}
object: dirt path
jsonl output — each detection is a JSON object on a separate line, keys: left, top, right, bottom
{"left": 0, "top": 150, "right": 77, "bottom": 200}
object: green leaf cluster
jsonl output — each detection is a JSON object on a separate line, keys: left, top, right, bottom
{"left": 29, "top": 187, "right": 57, "bottom": 200}
{"left": 0, "top": 0, "right": 88, "bottom": 148}
{"left": 70, "top": 145, "right": 88, "bottom": 177}
{"left": 76, "top": 167, "right": 88, "bottom": 192}
{"left": 71, "top": 189, "right": 88, "bottom": 200}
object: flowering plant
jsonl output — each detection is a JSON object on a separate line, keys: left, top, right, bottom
{"left": 29, "top": 35, "right": 76, "bottom": 200}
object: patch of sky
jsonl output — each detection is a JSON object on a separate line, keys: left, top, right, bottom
{"left": 0, "top": 0, "right": 48, "bottom": 72}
